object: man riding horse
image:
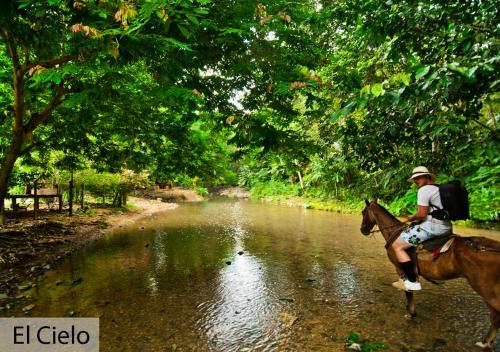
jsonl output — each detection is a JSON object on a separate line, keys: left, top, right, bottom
{"left": 391, "top": 166, "right": 452, "bottom": 291}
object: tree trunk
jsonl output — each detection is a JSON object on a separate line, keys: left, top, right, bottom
{"left": 112, "top": 191, "right": 120, "bottom": 207}
{"left": 0, "top": 198, "right": 4, "bottom": 226}
{"left": 33, "top": 180, "right": 38, "bottom": 219}
{"left": 69, "top": 171, "right": 74, "bottom": 216}
{"left": 297, "top": 171, "right": 304, "bottom": 191}
{"left": 122, "top": 190, "right": 127, "bottom": 206}
{"left": 0, "top": 129, "right": 26, "bottom": 225}
{"left": 80, "top": 184, "right": 85, "bottom": 209}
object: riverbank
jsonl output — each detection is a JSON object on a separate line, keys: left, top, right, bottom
{"left": 0, "top": 197, "right": 178, "bottom": 302}
{"left": 254, "top": 194, "right": 500, "bottom": 231}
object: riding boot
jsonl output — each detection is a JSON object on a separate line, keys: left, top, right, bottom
{"left": 392, "top": 261, "right": 422, "bottom": 291}
{"left": 400, "top": 261, "right": 417, "bottom": 282}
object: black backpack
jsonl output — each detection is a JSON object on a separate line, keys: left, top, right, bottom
{"left": 430, "top": 181, "right": 470, "bottom": 221}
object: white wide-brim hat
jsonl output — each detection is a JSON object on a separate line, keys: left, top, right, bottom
{"left": 408, "top": 166, "right": 435, "bottom": 182}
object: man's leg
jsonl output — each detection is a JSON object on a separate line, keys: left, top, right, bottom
{"left": 391, "top": 237, "right": 417, "bottom": 283}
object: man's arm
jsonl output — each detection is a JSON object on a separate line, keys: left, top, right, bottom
{"left": 406, "top": 205, "right": 429, "bottom": 222}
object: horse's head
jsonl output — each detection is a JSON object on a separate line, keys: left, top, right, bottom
{"left": 360, "top": 198, "right": 377, "bottom": 236}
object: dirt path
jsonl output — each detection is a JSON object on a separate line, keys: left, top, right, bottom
{"left": 139, "top": 187, "right": 204, "bottom": 202}
{"left": 0, "top": 197, "right": 178, "bottom": 300}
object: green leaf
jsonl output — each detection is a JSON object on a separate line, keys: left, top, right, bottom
{"left": 371, "top": 83, "right": 385, "bottom": 97}
{"left": 52, "top": 73, "right": 62, "bottom": 84}
{"left": 194, "top": 8, "right": 210, "bottom": 15}
{"left": 357, "top": 96, "right": 368, "bottom": 109}
{"left": 401, "top": 73, "right": 411, "bottom": 86}
{"left": 186, "top": 14, "right": 199, "bottom": 25}
{"left": 220, "top": 28, "right": 247, "bottom": 36}
{"left": 362, "top": 341, "right": 387, "bottom": 351}
{"left": 465, "top": 66, "right": 477, "bottom": 79}
{"left": 447, "top": 63, "right": 467, "bottom": 76}
{"left": 164, "top": 38, "right": 192, "bottom": 51}
{"left": 346, "top": 331, "right": 360, "bottom": 344}
{"left": 177, "top": 24, "right": 191, "bottom": 39}
{"left": 360, "top": 85, "right": 371, "bottom": 96}
{"left": 386, "top": 91, "right": 399, "bottom": 103}
{"left": 415, "top": 65, "right": 430, "bottom": 80}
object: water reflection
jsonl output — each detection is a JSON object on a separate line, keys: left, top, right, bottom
{"left": 198, "top": 253, "right": 278, "bottom": 351}
{"left": 196, "top": 201, "right": 283, "bottom": 351}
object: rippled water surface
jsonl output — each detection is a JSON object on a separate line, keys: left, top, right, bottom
{"left": 4, "top": 199, "right": 500, "bottom": 351}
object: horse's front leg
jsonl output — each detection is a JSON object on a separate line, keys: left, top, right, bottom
{"left": 387, "top": 249, "right": 417, "bottom": 319}
{"left": 404, "top": 291, "right": 416, "bottom": 319}
{"left": 475, "top": 306, "right": 500, "bottom": 350}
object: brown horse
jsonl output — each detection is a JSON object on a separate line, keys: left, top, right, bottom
{"left": 360, "top": 199, "right": 500, "bottom": 350}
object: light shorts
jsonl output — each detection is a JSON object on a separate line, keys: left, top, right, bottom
{"left": 400, "top": 220, "right": 452, "bottom": 247}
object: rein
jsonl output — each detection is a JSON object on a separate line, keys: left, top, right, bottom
{"left": 367, "top": 222, "right": 409, "bottom": 250}
{"left": 367, "top": 223, "right": 404, "bottom": 235}
{"left": 384, "top": 223, "right": 410, "bottom": 250}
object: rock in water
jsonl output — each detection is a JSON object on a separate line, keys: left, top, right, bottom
{"left": 22, "top": 304, "right": 35, "bottom": 312}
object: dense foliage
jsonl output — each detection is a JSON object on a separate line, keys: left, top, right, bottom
{"left": 1, "top": 0, "right": 498, "bottom": 222}
{"left": 232, "top": 1, "right": 499, "bottom": 221}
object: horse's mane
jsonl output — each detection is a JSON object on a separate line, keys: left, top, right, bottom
{"left": 371, "top": 202, "right": 402, "bottom": 223}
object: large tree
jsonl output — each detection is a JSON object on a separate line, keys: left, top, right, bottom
{"left": 0, "top": 0, "right": 213, "bottom": 223}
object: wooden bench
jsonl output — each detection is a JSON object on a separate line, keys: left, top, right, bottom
{"left": 9, "top": 188, "right": 62, "bottom": 213}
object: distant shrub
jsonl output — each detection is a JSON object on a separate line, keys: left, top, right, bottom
{"left": 196, "top": 187, "right": 209, "bottom": 197}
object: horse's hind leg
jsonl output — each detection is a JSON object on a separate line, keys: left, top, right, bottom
{"left": 475, "top": 305, "right": 500, "bottom": 350}
{"left": 404, "top": 291, "right": 416, "bottom": 319}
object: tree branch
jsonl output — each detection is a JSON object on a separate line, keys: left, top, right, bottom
{"left": 22, "top": 54, "right": 74, "bottom": 73}
{"left": 24, "top": 84, "right": 65, "bottom": 132}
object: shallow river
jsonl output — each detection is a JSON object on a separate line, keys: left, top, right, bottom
{"left": 4, "top": 199, "right": 500, "bottom": 351}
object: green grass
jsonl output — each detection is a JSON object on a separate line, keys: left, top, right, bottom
{"left": 124, "top": 203, "right": 140, "bottom": 211}
{"left": 249, "top": 181, "right": 365, "bottom": 214}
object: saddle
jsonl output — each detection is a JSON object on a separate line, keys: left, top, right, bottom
{"left": 408, "top": 232, "right": 455, "bottom": 262}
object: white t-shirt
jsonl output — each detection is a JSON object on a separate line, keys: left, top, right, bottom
{"left": 417, "top": 185, "right": 443, "bottom": 221}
